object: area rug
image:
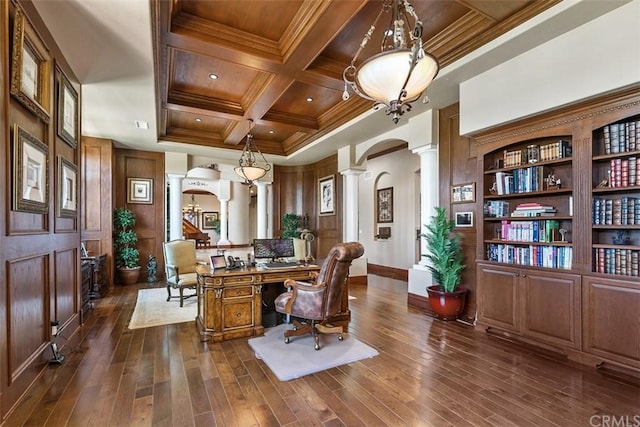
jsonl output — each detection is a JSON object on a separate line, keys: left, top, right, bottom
{"left": 128, "top": 287, "right": 197, "bottom": 329}
{"left": 248, "top": 324, "right": 379, "bottom": 381}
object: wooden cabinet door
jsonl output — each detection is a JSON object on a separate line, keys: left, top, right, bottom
{"left": 520, "top": 269, "right": 581, "bottom": 349}
{"left": 583, "top": 276, "right": 640, "bottom": 369}
{"left": 477, "top": 263, "right": 520, "bottom": 333}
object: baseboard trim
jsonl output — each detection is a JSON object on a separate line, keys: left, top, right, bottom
{"left": 367, "top": 263, "right": 408, "bottom": 281}
{"left": 407, "top": 292, "right": 434, "bottom": 316}
{"left": 348, "top": 275, "right": 367, "bottom": 286}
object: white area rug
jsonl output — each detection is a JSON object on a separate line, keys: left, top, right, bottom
{"left": 129, "top": 287, "right": 197, "bottom": 329}
{"left": 248, "top": 324, "right": 379, "bottom": 381}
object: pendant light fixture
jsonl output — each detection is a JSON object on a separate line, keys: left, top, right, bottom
{"left": 234, "top": 119, "right": 271, "bottom": 186}
{"left": 342, "top": 0, "right": 439, "bottom": 124}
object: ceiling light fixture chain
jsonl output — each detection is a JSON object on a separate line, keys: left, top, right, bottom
{"left": 234, "top": 119, "right": 271, "bottom": 187}
{"left": 342, "top": 0, "right": 439, "bottom": 124}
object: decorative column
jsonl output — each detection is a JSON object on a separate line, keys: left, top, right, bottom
{"left": 341, "top": 169, "right": 364, "bottom": 242}
{"left": 167, "top": 173, "right": 184, "bottom": 241}
{"left": 256, "top": 182, "right": 269, "bottom": 238}
{"left": 229, "top": 181, "right": 249, "bottom": 245}
{"left": 218, "top": 198, "right": 230, "bottom": 245}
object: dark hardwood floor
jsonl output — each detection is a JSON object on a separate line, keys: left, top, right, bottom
{"left": 4, "top": 277, "right": 639, "bottom": 426}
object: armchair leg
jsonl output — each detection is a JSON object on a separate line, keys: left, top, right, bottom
{"left": 179, "top": 288, "right": 184, "bottom": 307}
{"left": 166, "top": 285, "right": 172, "bottom": 302}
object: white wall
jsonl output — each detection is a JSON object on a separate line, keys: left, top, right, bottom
{"left": 460, "top": 0, "right": 640, "bottom": 135}
{"left": 358, "top": 149, "right": 420, "bottom": 269}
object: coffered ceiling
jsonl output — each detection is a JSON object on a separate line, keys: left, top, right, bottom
{"left": 152, "top": 0, "right": 559, "bottom": 158}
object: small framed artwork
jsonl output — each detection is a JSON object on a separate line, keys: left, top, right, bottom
{"left": 56, "top": 65, "right": 78, "bottom": 148}
{"left": 451, "top": 182, "right": 476, "bottom": 203}
{"left": 127, "top": 178, "right": 153, "bottom": 204}
{"left": 377, "top": 187, "right": 393, "bottom": 223}
{"left": 57, "top": 156, "right": 77, "bottom": 217}
{"left": 13, "top": 124, "right": 48, "bottom": 213}
{"left": 10, "top": 6, "right": 51, "bottom": 123}
{"left": 202, "top": 211, "right": 219, "bottom": 229}
{"left": 455, "top": 211, "right": 474, "bottom": 228}
{"left": 318, "top": 175, "right": 335, "bottom": 216}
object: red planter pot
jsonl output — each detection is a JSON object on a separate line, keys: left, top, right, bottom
{"left": 426, "top": 285, "right": 468, "bottom": 320}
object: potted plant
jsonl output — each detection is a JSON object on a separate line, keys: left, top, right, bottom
{"left": 113, "top": 207, "right": 141, "bottom": 285}
{"left": 421, "top": 207, "right": 467, "bottom": 320}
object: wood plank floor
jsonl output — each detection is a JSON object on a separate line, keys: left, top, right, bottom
{"left": 5, "top": 277, "right": 639, "bottom": 426}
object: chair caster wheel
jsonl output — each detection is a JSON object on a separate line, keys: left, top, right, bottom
{"left": 314, "top": 344, "right": 320, "bottom": 351}
{"left": 284, "top": 337, "right": 290, "bottom": 344}
{"left": 338, "top": 335, "right": 344, "bottom": 341}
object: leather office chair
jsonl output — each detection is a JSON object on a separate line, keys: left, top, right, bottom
{"left": 162, "top": 239, "right": 198, "bottom": 307}
{"left": 274, "top": 242, "right": 364, "bottom": 350}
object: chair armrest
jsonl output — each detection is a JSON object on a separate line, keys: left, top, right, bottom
{"left": 166, "top": 264, "right": 180, "bottom": 281}
{"left": 281, "top": 280, "right": 326, "bottom": 314}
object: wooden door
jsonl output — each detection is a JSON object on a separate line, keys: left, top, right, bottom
{"left": 477, "top": 263, "right": 520, "bottom": 333}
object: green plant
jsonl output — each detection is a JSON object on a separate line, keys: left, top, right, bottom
{"left": 113, "top": 207, "right": 139, "bottom": 268}
{"left": 421, "top": 207, "right": 465, "bottom": 293}
{"left": 211, "top": 219, "right": 221, "bottom": 234}
{"left": 282, "top": 212, "right": 300, "bottom": 239}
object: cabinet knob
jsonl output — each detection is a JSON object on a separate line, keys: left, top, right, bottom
{"left": 515, "top": 273, "right": 519, "bottom": 277}
{"left": 521, "top": 274, "right": 526, "bottom": 277}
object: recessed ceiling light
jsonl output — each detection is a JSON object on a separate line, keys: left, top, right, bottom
{"left": 195, "top": 118, "right": 202, "bottom": 122}
{"left": 209, "top": 73, "right": 219, "bottom": 80}
{"left": 268, "top": 130, "right": 275, "bottom": 134}
{"left": 134, "top": 120, "right": 149, "bottom": 129}
{"left": 306, "top": 97, "right": 313, "bottom": 102}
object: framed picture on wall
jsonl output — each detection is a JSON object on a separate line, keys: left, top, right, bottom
{"left": 127, "top": 178, "right": 153, "bottom": 204}
{"left": 377, "top": 187, "right": 393, "bottom": 223}
{"left": 318, "top": 175, "right": 335, "bottom": 216}
{"left": 57, "top": 156, "right": 77, "bottom": 217}
{"left": 455, "top": 211, "right": 474, "bottom": 228}
{"left": 10, "top": 5, "right": 51, "bottom": 123}
{"left": 12, "top": 124, "right": 48, "bottom": 213}
{"left": 202, "top": 211, "right": 219, "bottom": 229}
{"left": 56, "top": 65, "right": 78, "bottom": 148}
{"left": 451, "top": 182, "right": 475, "bottom": 203}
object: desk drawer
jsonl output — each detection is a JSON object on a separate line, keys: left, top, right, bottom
{"left": 224, "top": 286, "right": 253, "bottom": 298}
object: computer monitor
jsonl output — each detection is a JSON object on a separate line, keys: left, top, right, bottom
{"left": 253, "top": 238, "right": 294, "bottom": 260}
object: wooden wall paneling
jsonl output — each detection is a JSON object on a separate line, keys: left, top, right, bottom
{"left": 2, "top": 2, "right": 83, "bottom": 421}
{"left": 115, "top": 149, "right": 165, "bottom": 283}
{"left": 439, "top": 103, "right": 478, "bottom": 320}
{"left": 314, "top": 154, "right": 340, "bottom": 258}
{"left": 81, "top": 137, "right": 114, "bottom": 287}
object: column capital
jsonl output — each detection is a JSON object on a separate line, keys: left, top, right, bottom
{"left": 167, "top": 173, "right": 185, "bottom": 180}
{"left": 340, "top": 168, "right": 366, "bottom": 177}
{"left": 411, "top": 144, "right": 438, "bottom": 155}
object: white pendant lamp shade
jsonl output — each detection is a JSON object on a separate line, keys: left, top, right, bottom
{"left": 235, "top": 165, "right": 267, "bottom": 182}
{"left": 356, "top": 50, "right": 439, "bottom": 102}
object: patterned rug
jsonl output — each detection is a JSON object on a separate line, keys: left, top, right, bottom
{"left": 128, "top": 287, "right": 197, "bottom": 329}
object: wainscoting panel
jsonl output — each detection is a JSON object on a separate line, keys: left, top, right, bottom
{"left": 54, "top": 248, "right": 78, "bottom": 322}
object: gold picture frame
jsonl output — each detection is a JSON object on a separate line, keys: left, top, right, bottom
{"left": 318, "top": 175, "right": 335, "bottom": 216}
{"left": 13, "top": 124, "right": 49, "bottom": 213}
{"left": 10, "top": 5, "right": 51, "bottom": 123}
{"left": 127, "top": 178, "right": 153, "bottom": 204}
{"left": 56, "top": 64, "right": 78, "bottom": 148}
{"left": 202, "top": 211, "right": 219, "bottom": 229}
{"left": 57, "top": 156, "right": 77, "bottom": 217}
{"left": 377, "top": 187, "right": 393, "bottom": 223}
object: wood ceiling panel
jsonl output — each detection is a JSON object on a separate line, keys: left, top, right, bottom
{"left": 171, "top": 50, "right": 264, "bottom": 102}
{"left": 178, "top": 0, "right": 303, "bottom": 42}
{"left": 269, "top": 82, "right": 342, "bottom": 118}
{"left": 168, "top": 110, "right": 229, "bottom": 136}
{"left": 460, "top": 0, "right": 532, "bottom": 21}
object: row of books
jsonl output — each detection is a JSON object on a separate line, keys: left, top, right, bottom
{"left": 503, "top": 140, "right": 571, "bottom": 167}
{"left": 486, "top": 243, "right": 572, "bottom": 269}
{"left": 484, "top": 200, "right": 510, "bottom": 218}
{"left": 593, "top": 247, "right": 639, "bottom": 276}
{"left": 607, "top": 157, "right": 640, "bottom": 188}
{"left": 494, "top": 166, "right": 552, "bottom": 195}
{"left": 511, "top": 202, "right": 557, "bottom": 217}
{"left": 602, "top": 120, "right": 639, "bottom": 155}
{"left": 593, "top": 197, "right": 640, "bottom": 225}
{"left": 498, "top": 219, "right": 561, "bottom": 243}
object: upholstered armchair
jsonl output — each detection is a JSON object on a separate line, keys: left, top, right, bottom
{"left": 162, "top": 239, "right": 198, "bottom": 307}
{"left": 274, "top": 242, "right": 364, "bottom": 350}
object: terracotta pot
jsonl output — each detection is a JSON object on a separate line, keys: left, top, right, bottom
{"left": 118, "top": 266, "right": 141, "bottom": 285}
{"left": 426, "top": 285, "right": 468, "bottom": 320}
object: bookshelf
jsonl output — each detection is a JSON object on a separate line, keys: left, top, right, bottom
{"left": 474, "top": 89, "right": 640, "bottom": 372}
{"left": 591, "top": 116, "right": 640, "bottom": 277}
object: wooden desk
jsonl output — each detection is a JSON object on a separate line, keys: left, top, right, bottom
{"left": 195, "top": 264, "right": 321, "bottom": 342}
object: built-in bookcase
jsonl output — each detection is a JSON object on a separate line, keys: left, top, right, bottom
{"left": 591, "top": 114, "right": 640, "bottom": 277}
{"left": 482, "top": 136, "right": 574, "bottom": 269}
